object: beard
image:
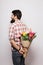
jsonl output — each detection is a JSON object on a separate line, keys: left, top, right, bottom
{"left": 10, "top": 19, "right": 15, "bottom": 23}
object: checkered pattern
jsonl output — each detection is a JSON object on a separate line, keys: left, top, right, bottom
{"left": 9, "top": 20, "right": 29, "bottom": 44}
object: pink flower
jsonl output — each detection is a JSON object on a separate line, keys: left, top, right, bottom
{"left": 29, "top": 32, "right": 35, "bottom": 38}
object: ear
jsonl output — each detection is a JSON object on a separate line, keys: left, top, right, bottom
{"left": 14, "top": 15, "right": 17, "bottom": 19}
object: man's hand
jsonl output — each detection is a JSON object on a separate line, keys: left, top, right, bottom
{"left": 23, "top": 48, "right": 28, "bottom": 52}
{"left": 19, "top": 47, "right": 25, "bottom": 55}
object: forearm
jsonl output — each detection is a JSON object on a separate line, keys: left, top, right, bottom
{"left": 10, "top": 39, "right": 20, "bottom": 50}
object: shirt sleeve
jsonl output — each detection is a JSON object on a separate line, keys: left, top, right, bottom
{"left": 9, "top": 24, "right": 15, "bottom": 40}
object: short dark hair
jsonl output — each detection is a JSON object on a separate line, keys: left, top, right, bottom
{"left": 12, "top": 10, "right": 22, "bottom": 20}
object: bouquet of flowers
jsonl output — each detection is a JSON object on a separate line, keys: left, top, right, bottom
{"left": 21, "top": 31, "right": 36, "bottom": 58}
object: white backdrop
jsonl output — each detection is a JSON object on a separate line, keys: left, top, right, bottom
{"left": 0, "top": 0, "right": 43, "bottom": 65}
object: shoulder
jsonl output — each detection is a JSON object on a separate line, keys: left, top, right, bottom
{"left": 21, "top": 21, "right": 26, "bottom": 27}
{"left": 9, "top": 23, "right": 16, "bottom": 30}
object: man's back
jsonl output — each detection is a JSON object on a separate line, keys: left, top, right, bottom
{"left": 9, "top": 20, "right": 29, "bottom": 44}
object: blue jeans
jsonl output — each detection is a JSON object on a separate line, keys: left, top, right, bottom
{"left": 12, "top": 48, "right": 25, "bottom": 65}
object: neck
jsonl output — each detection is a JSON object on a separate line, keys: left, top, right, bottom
{"left": 15, "top": 19, "right": 19, "bottom": 21}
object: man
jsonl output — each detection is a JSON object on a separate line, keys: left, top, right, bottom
{"left": 9, "top": 10, "right": 29, "bottom": 65}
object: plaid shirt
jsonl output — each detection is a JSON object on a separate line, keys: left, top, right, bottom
{"left": 9, "top": 20, "right": 29, "bottom": 44}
